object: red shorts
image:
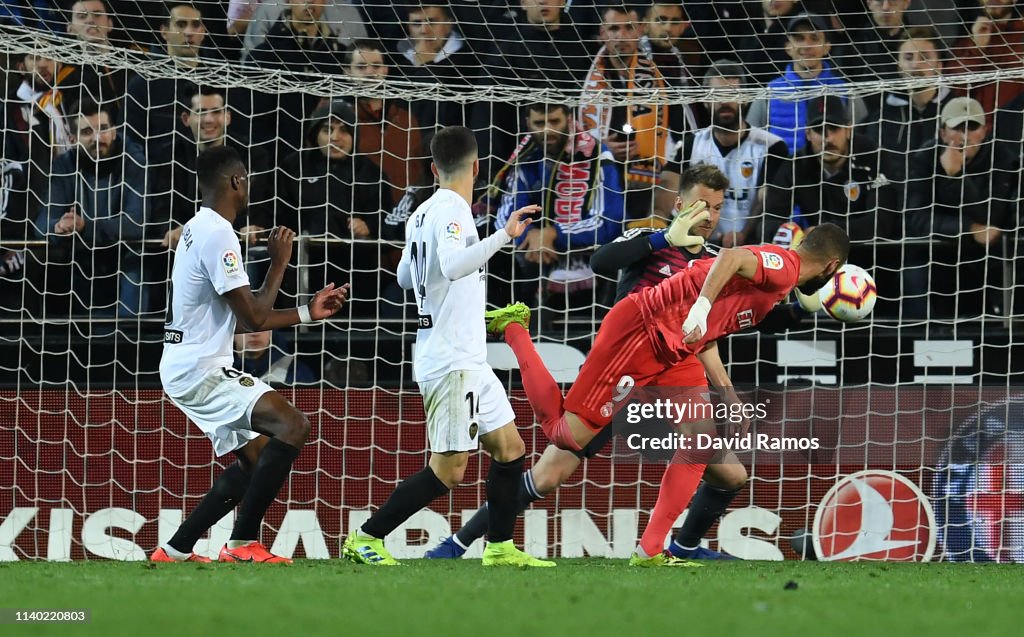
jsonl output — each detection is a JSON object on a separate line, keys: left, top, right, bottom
{"left": 651, "top": 353, "right": 707, "bottom": 387}
{"left": 564, "top": 297, "right": 709, "bottom": 431}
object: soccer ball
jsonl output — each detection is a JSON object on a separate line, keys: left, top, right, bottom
{"left": 817, "top": 264, "right": 877, "bottom": 322}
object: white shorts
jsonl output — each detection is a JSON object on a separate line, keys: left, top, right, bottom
{"left": 419, "top": 368, "right": 516, "bottom": 453}
{"left": 166, "top": 366, "right": 274, "bottom": 457}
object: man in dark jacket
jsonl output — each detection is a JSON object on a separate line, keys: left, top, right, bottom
{"left": 247, "top": 0, "right": 348, "bottom": 157}
{"left": 153, "top": 86, "right": 271, "bottom": 248}
{"left": 764, "top": 96, "right": 898, "bottom": 244}
{"left": 125, "top": 3, "right": 250, "bottom": 158}
{"left": 61, "top": 0, "right": 133, "bottom": 123}
{"left": 904, "top": 96, "right": 1019, "bottom": 317}
{"left": 867, "top": 27, "right": 954, "bottom": 184}
{"left": 35, "top": 98, "right": 150, "bottom": 317}
{"left": 490, "top": 0, "right": 594, "bottom": 90}
{"left": 276, "top": 102, "right": 391, "bottom": 317}
{"left": 737, "top": 0, "right": 804, "bottom": 86}
{"left": 143, "top": 86, "right": 272, "bottom": 317}
{"left": 848, "top": 0, "right": 914, "bottom": 81}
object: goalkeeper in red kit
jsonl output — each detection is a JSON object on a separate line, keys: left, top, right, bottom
{"left": 487, "top": 222, "right": 847, "bottom": 451}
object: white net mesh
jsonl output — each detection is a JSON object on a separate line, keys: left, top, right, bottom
{"left": 1, "top": 1, "right": 1024, "bottom": 561}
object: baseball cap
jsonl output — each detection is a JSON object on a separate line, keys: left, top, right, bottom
{"left": 806, "top": 95, "right": 851, "bottom": 128}
{"left": 940, "top": 97, "right": 986, "bottom": 128}
{"left": 305, "top": 101, "right": 357, "bottom": 146}
{"left": 787, "top": 13, "right": 830, "bottom": 35}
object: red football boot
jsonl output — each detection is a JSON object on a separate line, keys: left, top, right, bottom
{"left": 150, "top": 547, "right": 212, "bottom": 563}
{"left": 218, "top": 542, "right": 292, "bottom": 564}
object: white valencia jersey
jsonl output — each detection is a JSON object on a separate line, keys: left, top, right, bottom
{"left": 688, "top": 127, "right": 784, "bottom": 234}
{"left": 160, "top": 207, "right": 250, "bottom": 396}
{"left": 400, "top": 189, "right": 509, "bottom": 382}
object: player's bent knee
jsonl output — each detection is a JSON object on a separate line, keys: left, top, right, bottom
{"left": 480, "top": 422, "right": 526, "bottom": 462}
{"left": 704, "top": 460, "right": 748, "bottom": 490}
{"left": 531, "top": 446, "right": 581, "bottom": 493}
{"left": 262, "top": 413, "right": 309, "bottom": 449}
{"left": 282, "top": 411, "right": 311, "bottom": 444}
{"left": 429, "top": 452, "right": 469, "bottom": 488}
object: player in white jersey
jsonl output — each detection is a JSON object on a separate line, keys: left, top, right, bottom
{"left": 152, "top": 146, "right": 348, "bottom": 564}
{"left": 342, "top": 126, "right": 553, "bottom": 567}
{"left": 655, "top": 60, "right": 788, "bottom": 246}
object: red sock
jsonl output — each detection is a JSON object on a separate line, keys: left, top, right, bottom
{"left": 639, "top": 452, "right": 706, "bottom": 557}
{"left": 504, "top": 323, "right": 577, "bottom": 448}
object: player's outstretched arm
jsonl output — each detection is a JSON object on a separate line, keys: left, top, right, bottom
{"left": 437, "top": 205, "right": 538, "bottom": 281}
{"left": 225, "top": 226, "right": 350, "bottom": 332}
{"left": 228, "top": 282, "right": 350, "bottom": 333}
{"left": 683, "top": 247, "right": 759, "bottom": 344}
{"left": 589, "top": 229, "right": 655, "bottom": 277}
{"left": 591, "top": 200, "right": 709, "bottom": 276}
{"left": 696, "top": 247, "right": 759, "bottom": 303}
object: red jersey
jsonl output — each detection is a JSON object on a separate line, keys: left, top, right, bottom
{"left": 631, "top": 245, "right": 801, "bottom": 365}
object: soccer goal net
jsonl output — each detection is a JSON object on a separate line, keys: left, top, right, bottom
{"left": 1, "top": 1, "right": 1023, "bottom": 562}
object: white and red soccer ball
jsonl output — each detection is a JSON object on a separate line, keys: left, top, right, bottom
{"left": 818, "top": 264, "right": 877, "bottom": 322}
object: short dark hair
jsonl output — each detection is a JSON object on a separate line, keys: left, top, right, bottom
{"left": 525, "top": 103, "right": 570, "bottom": 118}
{"left": 431, "top": 126, "right": 477, "bottom": 176}
{"left": 70, "top": 0, "right": 110, "bottom": 11}
{"left": 347, "top": 39, "right": 386, "bottom": 65}
{"left": 703, "top": 59, "right": 747, "bottom": 89}
{"left": 647, "top": 2, "right": 686, "bottom": 17}
{"left": 603, "top": 4, "right": 635, "bottom": 21}
{"left": 70, "top": 97, "right": 113, "bottom": 130}
{"left": 679, "top": 163, "right": 729, "bottom": 194}
{"left": 166, "top": 2, "right": 201, "bottom": 23}
{"left": 408, "top": 3, "right": 452, "bottom": 20}
{"left": 800, "top": 223, "right": 850, "bottom": 264}
{"left": 186, "top": 85, "right": 226, "bottom": 107}
{"left": 903, "top": 26, "right": 945, "bottom": 59}
{"left": 905, "top": 25, "right": 941, "bottom": 44}
{"left": 197, "top": 145, "right": 243, "bottom": 193}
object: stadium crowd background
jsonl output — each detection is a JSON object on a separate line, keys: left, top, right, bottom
{"left": 2, "top": 0, "right": 1024, "bottom": 387}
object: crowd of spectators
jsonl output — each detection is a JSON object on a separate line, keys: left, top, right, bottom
{"left": 2, "top": 0, "right": 1024, "bottom": 322}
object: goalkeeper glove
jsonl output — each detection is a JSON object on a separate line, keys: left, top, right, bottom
{"left": 665, "top": 199, "right": 710, "bottom": 248}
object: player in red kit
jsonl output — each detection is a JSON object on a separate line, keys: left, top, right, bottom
{"left": 486, "top": 223, "right": 849, "bottom": 453}
{"left": 430, "top": 164, "right": 812, "bottom": 563}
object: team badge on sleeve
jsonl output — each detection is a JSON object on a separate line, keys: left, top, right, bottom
{"left": 761, "top": 250, "right": 784, "bottom": 271}
{"left": 844, "top": 181, "right": 861, "bottom": 202}
{"left": 445, "top": 221, "right": 462, "bottom": 241}
{"left": 222, "top": 250, "right": 241, "bottom": 276}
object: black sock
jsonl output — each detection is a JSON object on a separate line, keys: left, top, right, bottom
{"left": 455, "top": 469, "right": 542, "bottom": 547}
{"left": 361, "top": 466, "right": 449, "bottom": 539}
{"left": 169, "top": 461, "right": 251, "bottom": 553}
{"left": 230, "top": 438, "right": 301, "bottom": 542}
{"left": 674, "top": 483, "right": 741, "bottom": 549}
{"left": 486, "top": 455, "right": 526, "bottom": 543}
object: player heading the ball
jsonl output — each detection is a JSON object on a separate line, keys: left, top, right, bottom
{"left": 487, "top": 223, "right": 850, "bottom": 452}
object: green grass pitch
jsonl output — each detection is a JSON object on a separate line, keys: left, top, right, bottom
{"left": 0, "top": 560, "right": 1018, "bottom": 636}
